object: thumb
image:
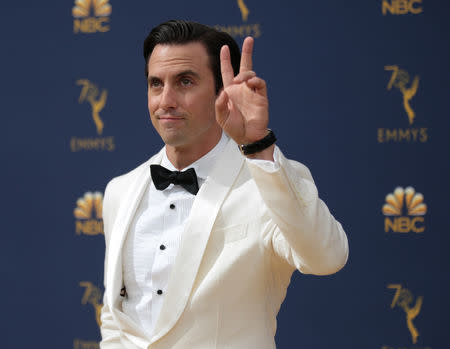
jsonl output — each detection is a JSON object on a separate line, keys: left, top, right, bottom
{"left": 215, "top": 90, "right": 230, "bottom": 128}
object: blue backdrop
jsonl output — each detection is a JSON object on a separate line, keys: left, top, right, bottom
{"left": 2, "top": 0, "right": 449, "bottom": 348}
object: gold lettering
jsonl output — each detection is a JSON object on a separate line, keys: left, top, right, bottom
{"left": 377, "top": 128, "right": 428, "bottom": 143}
{"left": 73, "top": 19, "right": 82, "bottom": 34}
{"left": 252, "top": 24, "right": 262, "bottom": 38}
{"left": 386, "top": 129, "right": 398, "bottom": 141}
{"left": 398, "top": 128, "right": 410, "bottom": 141}
{"left": 377, "top": 128, "right": 385, "bottom": 143}
{"left": 411, "top": 216, "right": 425, "bottom": 233}
{"left": 86, "top": 18, "right": 97, "bottom": 33}
{"left": 83, "top": 220, "right": 93, "bottom": 235}
{"left": 75, "top": 219, "right": 104, "bottom": 235}
{"left": 70, "top": 137, "right": 116, "bottom": 152}
{"left": 232, "top": 25, "right": 245, "bottom": 37}
{"left": 97, "top": 17, "right": 110, "bottom": 32}
{"left": 409, "top": 0, "right": 423, "bottom": 14}
{"left": 420, "top": 128, "right": 428, "bottom": 142}
{"left": 397, "top": 0, "right": 409, "bottom": 14}
{"left": 73, "top": 17, "right": 110, "bottom": 34}
{"left": 385, "top": 217, "right": 397, "bottom": 232}
{"left": 397, "top": 217, "right": 410, "bottom": 232}
{"left": 73, "top": 339, "right": 100, "bottom": 349}
{"left": 106, "top": 137, "right": 115, "bottom": 151}
{"left": 75, "top": 221, "right": 84, "bottom": 235}
{"left": 382, "top": 0, "right": 423, "bottom": 15}
{"left": 241, "top": 25, "right": 249, "bottom": 36}
{"left": 382, "top": 0, "right": 396, "bottom": 15}
{"left": 385, "top": 217, "right": 425, "bottom": 233}
{"left": 219, "top": 25, "right": 233, "bottom": 36}
{"left": 70, "top": 137, "right": 77, "bottom": 152}
{"left": 214, "top": 24, "right": 262, "bottom": 38}
{"left": 381, "top": 345, "right": 431, "bottom": 349}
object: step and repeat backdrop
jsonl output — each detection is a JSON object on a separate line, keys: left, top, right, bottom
{"left": 2, "top": 0, "right": 449, "bottom": 348}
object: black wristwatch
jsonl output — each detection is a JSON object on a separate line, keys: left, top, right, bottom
{"left": 238, "top": 129, "right": 277, "bottom": 155}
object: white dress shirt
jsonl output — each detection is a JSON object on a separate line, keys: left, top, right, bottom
{"left": 122, "top": 132, "right": 279, "bottom": 338}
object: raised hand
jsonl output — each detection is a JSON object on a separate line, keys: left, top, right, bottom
{"left": 215, "top": 37, "right": 270, "bottom": 150}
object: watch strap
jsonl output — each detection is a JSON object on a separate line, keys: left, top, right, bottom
{"left": 238, "top": 129, "right": 277, "bottom": 155}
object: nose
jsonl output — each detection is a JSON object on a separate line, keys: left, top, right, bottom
{"left": 159, "top": 84, "right": 177, "bottom": 110}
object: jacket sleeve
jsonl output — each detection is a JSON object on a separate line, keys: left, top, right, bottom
{"left": 246, "top": 147, "right": 349, "bottom": 275}
{"left": 99, "top": 179, "right": 123, "bottom": 349}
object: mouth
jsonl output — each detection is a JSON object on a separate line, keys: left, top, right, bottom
{"left": 157, "top": 115, "right": 186, "bottom": 126}
{"left": 158, "top": 115, "right": 184, "bottom": 120}
{"left": 158, "top": 116, "right": 184, "bottom": 123}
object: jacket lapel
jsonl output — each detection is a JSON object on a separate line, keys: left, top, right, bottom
{"left": 150, "top": 138, "right": 244, "bottom": 343}
{"left": 106, "top": 149, "right": 164, "bottom": 316}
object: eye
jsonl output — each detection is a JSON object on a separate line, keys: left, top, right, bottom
{"left": 179, "top": 77, "right": 193, "bottom": 86}
{"left": 149, "top": 78, "right": 162, "bottom": 88}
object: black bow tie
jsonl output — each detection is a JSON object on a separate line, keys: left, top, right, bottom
{"left": 150, "top": 164, "right": 199, "bottom": 195}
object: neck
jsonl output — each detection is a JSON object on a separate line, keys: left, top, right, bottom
{"left": 165, "top": 129, "right": 222, "bottom": 170}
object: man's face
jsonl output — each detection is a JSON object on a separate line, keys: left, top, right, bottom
{"left": 147, "top": 42, "right": 220, "bottom": 151}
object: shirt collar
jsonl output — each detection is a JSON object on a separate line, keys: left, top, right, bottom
{"left": 161, "top": 132, "right": 229, "bottom": 180}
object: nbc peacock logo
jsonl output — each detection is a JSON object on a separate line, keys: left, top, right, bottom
{"left": 214, "top": 0, "right": 261, "bottom": 39}
{"left": 74, "top": 192, "right": 104, "bottom": 236}
{"left": 382, "top": 187, "right": 427, "bottom": 233}
{"left": 72, "top": 0, "right": 112, "bottom": 34}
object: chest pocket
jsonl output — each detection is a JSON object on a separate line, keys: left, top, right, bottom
{"left": 211, "top": 223, "right": 248, "bottom": 248}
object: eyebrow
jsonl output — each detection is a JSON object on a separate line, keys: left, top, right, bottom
{"left": 148, "top": 70, "right": 201, "bottom": 83}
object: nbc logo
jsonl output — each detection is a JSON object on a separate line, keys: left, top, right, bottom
{"left": 382, "top": 0, "right": 423, "bottom": 15}
{"left": 74, "top": 192, "right": 104, "bottom": 236}
{"left": 382, "top": 187, "right": 427, "bottom": 233}
{"left": 72, "top": 0, "right": 112, "bottom": 34}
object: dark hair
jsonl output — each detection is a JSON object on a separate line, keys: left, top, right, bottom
{"left": 143, "top": 20, "right": 241, "bottom": 94}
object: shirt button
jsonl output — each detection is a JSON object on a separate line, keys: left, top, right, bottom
{"left": 160, "top": 245, "right": 166, "bottom": 250}
{"left": 157, "top": 289, "right": 163, "bottom": 295}
{"left": 170, "top": 204, "right": 175, "bottom": 209}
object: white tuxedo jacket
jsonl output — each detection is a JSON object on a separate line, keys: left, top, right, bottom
{"left": 100, "top": 138, "right": 348, "bottom": 349}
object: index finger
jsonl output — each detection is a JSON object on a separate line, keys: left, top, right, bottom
{"left": 220, "top": 45, "right": 234, "bottom": 88}
{"left": 239, "top": 36, "right": 254, "bottom": 73}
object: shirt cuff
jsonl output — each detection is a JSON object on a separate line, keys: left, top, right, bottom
{"left": 245, "top": 146, "right": 281, "bottom": 173}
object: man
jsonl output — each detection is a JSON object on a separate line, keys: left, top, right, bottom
{"left": 100, "top": 20, "right": 348, "bottom": 349}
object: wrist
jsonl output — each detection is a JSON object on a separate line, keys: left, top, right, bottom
{"left": 241, "top": 130, "right": 270, "bottom": 144}
{"left": 244, "top": 144, "right": 275, "bottom": 161}
{"left": 238, "top": 129, "right": 277, "bottom": 156}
